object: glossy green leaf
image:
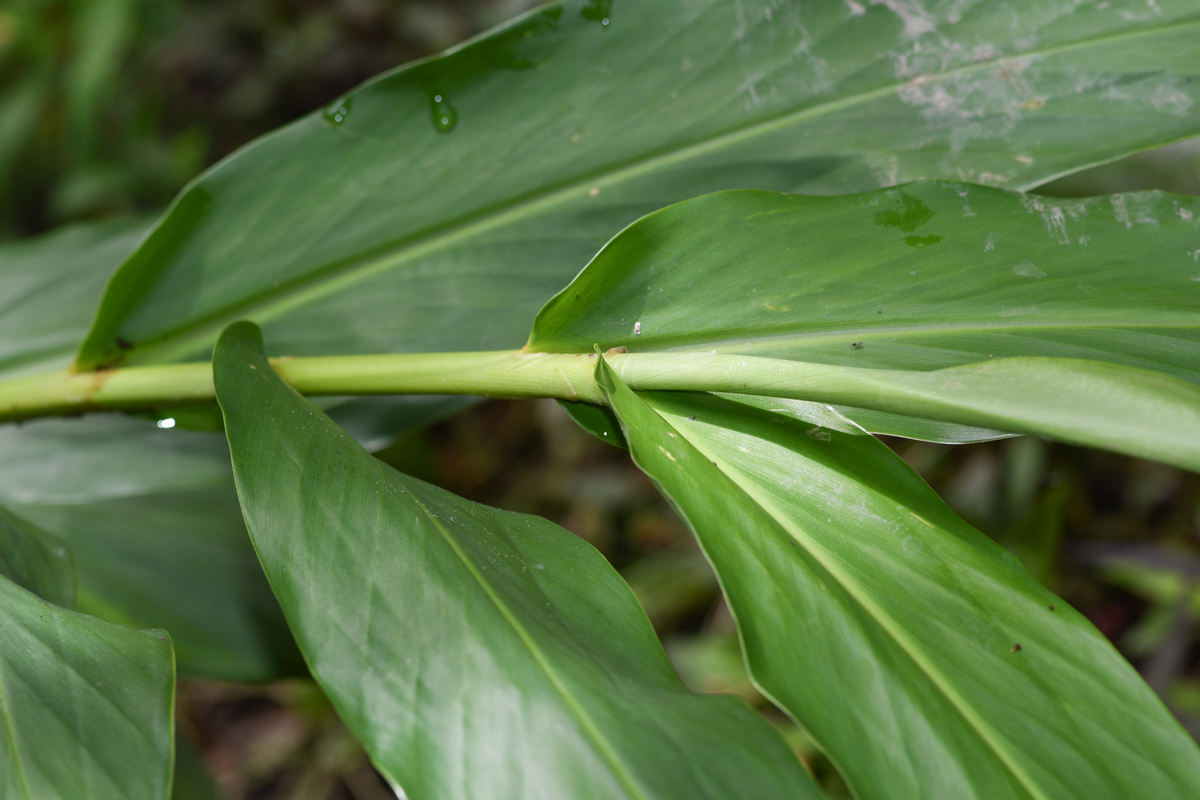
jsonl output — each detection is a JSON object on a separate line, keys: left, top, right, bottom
{"left": 0, "top": 574, "right": 175, "bottom": 800}
{"left": 214, "top": 321, "right": 820, "bottom": 800}
{"left": 0, "top": 503, "right": 75, "bottom": 609}
{"left": 531, "top": 183, "right": 1200, "bottom": 378}
{"left": 78, "top": 1, "right": 1200, "bottom": 370}
{"left": 530, "top": 183, "right": 1200, "bottom": 463}
{"left": 597, "top": 360, "right": 1200, "bottom": 800}
{"left": 0, "top": 416, "right": 304, "bottom": 681}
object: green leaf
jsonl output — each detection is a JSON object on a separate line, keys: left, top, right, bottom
{"left": 556, "top": 399, "right": 628, "bottom": 449}
{"left": 529, "top": 183, "right": 1200, "bottom": 465}
{"left": 0, "top": 574, "right": 175, "bottom": 800}
{"left": 597, "top": 359, "right": 1200, "bottom": 800}
{"left": 78, "top": 2, "right": 1200, "bottom": 370}
{"left": 0, "top": 216, "right": 150, "bottom": 380}
{"left": 0, "top": 503, "right": 75, "bottom": 609}
{"left": 0, "top": 416, "right": 304, "bottom": 682}
{"left": 214, "top": 321, "right": 820, "bottom": 800}
{"left": 0, "top": 217, "right": 303, "bottom": 679}
{"left": 530, "top": 183, "right": 1200, "bottom": 378}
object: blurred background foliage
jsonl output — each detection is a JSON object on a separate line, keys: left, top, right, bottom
{"left": 2, "top": 1, "right": 1200, "bottom": 798}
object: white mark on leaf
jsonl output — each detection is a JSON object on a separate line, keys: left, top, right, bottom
{"left": 1012, "top": 260, "right": 1045, "bottom": 279}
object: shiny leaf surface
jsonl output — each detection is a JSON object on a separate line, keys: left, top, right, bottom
{"left": 214, "top": 321, "right": 820, "bottom": 800}
{"left": 598, "top": 359, "right": 1200, "bottom": 800}
{"left": 78, "top": 1, "right": 1200, "bottom": 369}
{"left": 531, "top": 183, "right": 1200, "bottom": 458}
{"left": 0, "top": 573, "right": 175, "bottom": 800}
{"left": 531, "top": 183, "right": 1200, "bottom": 378}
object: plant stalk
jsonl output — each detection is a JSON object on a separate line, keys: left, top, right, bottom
{"left": 1, "top": 349, "right": 894, "bottom": 423}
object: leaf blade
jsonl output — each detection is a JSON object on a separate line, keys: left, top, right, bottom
{"left": 0, "top": 571, "right": 175, "bottom": 800}
{"left": 214, "top": 320, "right": 821, "bottom": 800}
{"left": 76, "top": 2, "right": 1200, "bottom": 369}
{"left": 597, "top": 359, "right": 1200, "bottom": 800}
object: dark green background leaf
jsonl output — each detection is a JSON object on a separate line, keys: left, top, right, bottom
{"left": 0, "top": 415, "right": 304, "bottom": 681}
{"left": 0, "top": 502, "right": 75, "bottom": 609}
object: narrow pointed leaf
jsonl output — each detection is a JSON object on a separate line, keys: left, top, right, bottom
{"left": 0, "top": 573, "right": 175, "bottom": 800}
{"left": 214, "top": 321, "right": 819, "bottom": 800}
{"left": 78, "top": 2, "right": 1200, "bottom": 370}
{"left": 598, "top": 360, "right": 1200, "bottom": 800}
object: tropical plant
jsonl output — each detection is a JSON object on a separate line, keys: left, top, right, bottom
{"left": 2, "top": 1, "right": 1200, "bottom": 798}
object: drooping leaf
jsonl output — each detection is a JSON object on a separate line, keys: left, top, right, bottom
{"left": 0, "top": 416, "right": 304, "bottom": 681}
{"left": 0, "top": 574, "right": 175, "bottom": 800}
{"left": 0, "top": 502, "right": 76, "bottom": 609}
{"left": 529, "top": 183, "right": 1200, "bottom": 462}
{"left": 214, "top": 321, "right": 820, "bottom": 800}
{"left": 77, "top": 2, "right": 1200, "bottom": 370}
{"left": 597, "top": 359, "right": 1200, "bottom": 800}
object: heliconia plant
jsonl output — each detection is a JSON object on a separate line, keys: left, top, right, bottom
{"left": 2, "top": 1, "right": 1200, "bottom": 798}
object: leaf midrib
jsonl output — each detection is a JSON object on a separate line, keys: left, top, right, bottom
{"left": 599, "top": 320, "right": 1200, "bottom": 354}
{"left": 396, "top": 471, "right": 653, "bottom": 800}
{"left": 116, "top": 13, "right": 1200, "bottom": 367}
{"left": 668, "top": 413, "right": 1050, "bottom": 800}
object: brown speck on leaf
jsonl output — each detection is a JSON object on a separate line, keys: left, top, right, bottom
{"left": 852, "top": 342, "right": 864, "bottom": 349}
{"left": 688, "top": 416, "right": 697, "bottom": 421}
{"left": 1048, "top": 605, "right": 1055, "bottom": 611}
{"left": 116, "top": 337, "right": 134, "bottom": 351}
{"left": 1010, "top": 643, "right": 1022, "bottom": 653}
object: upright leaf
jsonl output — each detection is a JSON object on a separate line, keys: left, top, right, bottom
{"left": 598, "top": 360, "right": 1200, "bottom": 800}
{"left": 0, "top": 510, "right": 175, "bottom": 800}
{"left": 214, "top": 321, "right": 820, "bottom": 800}
{"left": 78, "top": 1, "right": 1200, "bottom": 370}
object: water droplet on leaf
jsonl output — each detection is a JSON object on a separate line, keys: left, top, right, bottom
{"left": 581, "top": 0, "right": 613, "bottom": 26}
{"left": 322, "top": 97, "right": 352, "bottom": 128}
{"left": 428, "top": 92, "right": 458, "bottom": 133}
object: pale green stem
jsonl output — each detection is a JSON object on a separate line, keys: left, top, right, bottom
{"left": 0, "top": 349, "right": 1156, "bottom": 436}
{"left": 0, "top": 349, "right": 905, "bottom": 424}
